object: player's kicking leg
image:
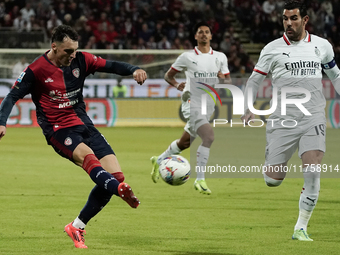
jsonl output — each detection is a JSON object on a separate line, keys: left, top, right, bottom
{"left": 65, "top": 150, "right": 140, "bottom": 248}
{"left": 64, "top": 222, "right": 88, "bottom": 248}
{"left": 151, "top": 131, "right": 191, "bottom": 183}
{"left": 99, "top": 154, "right": 140, "bottom": 209}
{"left": 65, "top": 178, "right": 139, "bottom": 248}
{"left": 65, "top": 181, "right": 139, "bottom": 248}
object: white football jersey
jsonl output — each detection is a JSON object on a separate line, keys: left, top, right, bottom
{"left": 171, "top": 46, "right": 230, "bottom": 93}
{"left": 253, "top": 31, "right": 335, "bottom": 119}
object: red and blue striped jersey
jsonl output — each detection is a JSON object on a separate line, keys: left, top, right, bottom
{"left": 0, "top": 51, "right": 139, "bottom": 137}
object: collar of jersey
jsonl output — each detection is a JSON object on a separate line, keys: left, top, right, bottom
{"left": 283, "top": 30, "right": 311, "bottom": 45}
{"left": 194, "top": 46, "right": 213, "bottom": 55}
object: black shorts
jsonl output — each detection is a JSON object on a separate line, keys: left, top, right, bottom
{"left": 47, "top": 125, "right": 115, "bottom": 161}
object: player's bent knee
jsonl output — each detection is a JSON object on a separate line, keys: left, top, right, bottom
{"left": 182, "top": 141, "right": 190, "bottom": 149}
{"left": 263, "top": 173, "right": 283, "bottom": 187}
{"left": 205, "top": 135, "right": 214, "bottom": 145}
{"left": 73, "top": 143, "right": 94, "bottom": 160}
{"left": 111, "top": 171, "right": 125, "bottom": 183}
{"left": 178, "top": 139, "right": 190, "bottom": 150}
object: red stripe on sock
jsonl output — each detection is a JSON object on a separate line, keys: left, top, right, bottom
{"left": 82, "top": 154, "right": 102, "bottom": 174}
{"left": 111, "top": 172, "right": 125, "bottom": 183}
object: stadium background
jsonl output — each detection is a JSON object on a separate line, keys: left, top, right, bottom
{"left": 1, "top": 1, "right": 340, "bottom": 254}
{"left": 1, "top": 0, "right": 340, "bottom": 128}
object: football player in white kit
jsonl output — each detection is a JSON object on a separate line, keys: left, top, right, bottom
{"left": 242, "top": 1, "right": 340, "bottom": 241}
{"left": 150, "top": 21, "right": 231, "bottom": 194}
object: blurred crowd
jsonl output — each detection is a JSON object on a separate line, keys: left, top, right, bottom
{"left": 1, "top": 0, "right": 340, "bottom": 73}
{"left": 239, "top": 0, "right": 340, "bottom": 64}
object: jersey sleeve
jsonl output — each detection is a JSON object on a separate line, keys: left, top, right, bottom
{"left": 221, "top": 53, "right": 230, "bottom": 75}
{"left": 321, "top": 40, "right": 336, "bottom": 70}
{"left": 321, "top": 39, "right": 340, "bottom": 94}
{"left": 81, "top": 51, "right": 107, "bottom": 75}
{"left": 81, "top": 51, "right": 140, "bottom": 76}
{"left": 253, "top": 45, "right": 273, "bottom": 75}
{"left": 171, "top": 52, "right": 187, "bottom": 72}
{"left": 0, "top": 67, "right": 35, "bottom": 126}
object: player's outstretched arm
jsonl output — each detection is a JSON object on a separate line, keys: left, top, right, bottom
{"left": 133, "top": 69, "right": 147, "bottom": 85}
{"left": 164, "top": 68, "right": 185, "bottom": 91}
{"left": 0, "top": 125, "right": 6, "bottom": 140}
{"left": 99, "top": 58, "right": 147, "bottom": 84}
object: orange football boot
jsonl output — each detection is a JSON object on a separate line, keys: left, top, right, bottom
{"left": 64, "top": 222, "right": 88, "bottom": 249}
{"left": 118, "top": 182, "right": 140, "bottom": 208}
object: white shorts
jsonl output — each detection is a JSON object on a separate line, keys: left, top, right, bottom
{"left": 265, "top": 115, "right": 326, "bottom": 165}
{"left": 182, "top": 100, "right": 215, "bottom": 138}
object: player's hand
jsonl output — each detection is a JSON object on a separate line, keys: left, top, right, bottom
{"left": 217, "top": 71, "right": 225, "bottom": 79}
{"left": 218, "top": 72, "right": 232, "bottom": 84}
{"left": 175, "top": 82, "right": 185, "bottom": 91}
{"left": 241, "top": 109, "right": 255, "bottom": 124}
{"left": 133, "top": 69, "right": 147, "bottom": 85}
{"left": 0, "top": 125, "right": 6, "bottom": 141}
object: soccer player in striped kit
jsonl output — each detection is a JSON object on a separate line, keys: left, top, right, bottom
{"left": 0, "top": 25, "right": 147, "bottom": 248}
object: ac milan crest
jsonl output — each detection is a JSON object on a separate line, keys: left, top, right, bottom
{"left": 72, "top": 68, "right": 80, "bottom": 78}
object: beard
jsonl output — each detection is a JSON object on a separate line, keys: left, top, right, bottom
{"left": 286, "top": 28, "right": 303, "bottom": 41}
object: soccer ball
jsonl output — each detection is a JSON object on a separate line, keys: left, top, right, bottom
{"left": 159, "top": 155, "right": 191, "bottom": 186}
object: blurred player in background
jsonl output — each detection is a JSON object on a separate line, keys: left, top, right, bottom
{"left": 0, "top": 25, "right": 147, "bottom": 249}
{"left": 112, "top": 76, "right": 127, "bottom": 98}
{"left": 150, "top": 21, "right": 231, "bottom": 195}
{"left": 12, "top": 56, "right": 29, "bottom": 79}
{"left": 241, "top": 1, "right": 340, "bottom": 241}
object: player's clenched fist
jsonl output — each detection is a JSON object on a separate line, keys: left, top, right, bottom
{"left": 0, "top": 125, "right": 6, "bottom": 140}
{"left": 133, "top": 69, "right": 147, "bottom": 85}
{"left": 217, "top": 71, "right": 225, "bottom": 78}
{"left": 176, "top": 82, "right": 185, "bottom": 91}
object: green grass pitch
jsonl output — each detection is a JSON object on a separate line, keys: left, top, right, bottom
{"left": 0, "top": 126, "right": 339, "bottom": 254}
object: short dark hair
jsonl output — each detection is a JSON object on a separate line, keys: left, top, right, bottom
{"left": 51, "top": 25, "right": 78, "bottom": 43}
{"left": 193, "top": 21, "right": 212, "bottom": 34}
{"left": 284, "top": 0, "right": 307, "bottom": 17}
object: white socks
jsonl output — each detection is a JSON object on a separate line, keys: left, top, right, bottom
{"left": 294, "top": 166, "right": 320, "bottom": 231}
{"left": 196, "top": 145, "right": 210, "bottom": 181}
{"left": 72, "top": 217, "right": 86, "bottom": 230}
{"left": 295, "top": 209, "right": 313, "bottom": 231}
{"left": 157, "top": 140, "right": 182, "bottom": 165}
